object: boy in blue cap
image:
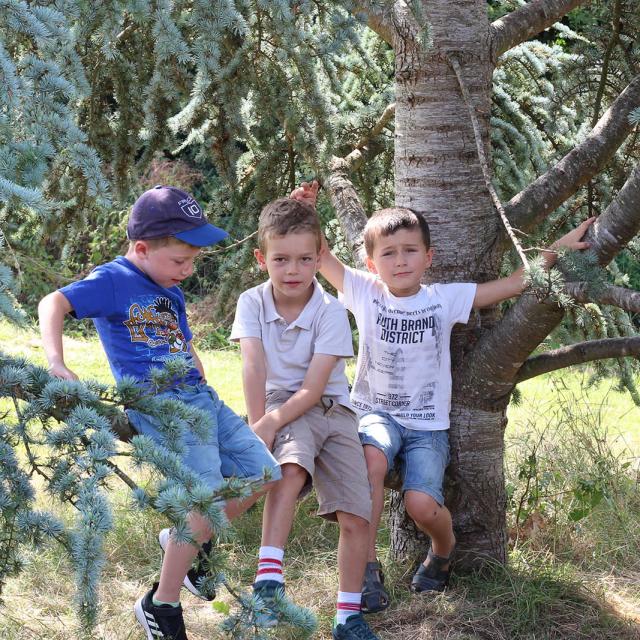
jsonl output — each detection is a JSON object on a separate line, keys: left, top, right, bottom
{"left": 38, "top": 185, "right": 281, "bottom": 640}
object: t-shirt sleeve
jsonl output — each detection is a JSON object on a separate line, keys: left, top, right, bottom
{"left": 341, "top": 266, "right": 375, "bottom": 315}
{"left": 230, "top": 290, "right": 263, "bottom": 342}
{"left": 313, "top": 302, "right": 354, "bottom": 358}
{"left": 443, "top": 283, "right": 477, "bottom": 326}
{"left": 58, "top": 266, "right": 117, "bottom": 319}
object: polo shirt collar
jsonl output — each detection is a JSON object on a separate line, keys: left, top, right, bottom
{"left": 264, "top": 279, "right": 323, "bottom": 329}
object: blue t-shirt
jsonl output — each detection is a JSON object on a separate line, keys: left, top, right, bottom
{"left": 59, "top": 256, "right": 201, "bottom": 386}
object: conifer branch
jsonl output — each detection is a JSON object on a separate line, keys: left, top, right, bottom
{"left": 504, "top": 74, "right": 640, "bottom": 235}
{"left": 566, "top": 282, "right": 640, "bottom": 314}
{"left": 490, "top": 0, "right": 590, "bottom": 61}
{"left": 449, "top": 55, "right": 529, "bottom": 267}
{"left": 515, "top": 336, "right": 640, "bottom": 382}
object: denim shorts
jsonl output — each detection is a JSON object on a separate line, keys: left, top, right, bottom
{"left": 127, "top": 384, "right": 281, "bottom": 491}
{"left": 358, "top": 411, "right": 450, "bottom": 505}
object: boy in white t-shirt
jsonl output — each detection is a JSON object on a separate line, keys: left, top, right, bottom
{"left": 230, "top": 197, "right": 379, "bottom": 640}
{"left": 292, "top": 181, "right": 593, "bottom": 611}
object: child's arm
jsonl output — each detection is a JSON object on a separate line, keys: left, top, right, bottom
{"left": 238, "top": 337, "right": 267, "bottom": 426}
{"left": 38, "top": 291, "right": 79, "bottom": 380}
{"left": 189, "top": 343, "right": 206, "bottom": 381}
{"left": 473, "top": 217, "right": 595, "bottom": 309}
{"left": 290, "top": 180, "right": 347, "bottom": 293}
{"left": 246, "top": 351, "right": 339, "bottom": 450}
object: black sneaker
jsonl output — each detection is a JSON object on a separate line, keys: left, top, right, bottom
{"left": 333, "top": 613, "right": 379, "bottom": 640}
{"left": 158, "top": 528, "right": 215, "bottom": 600}
{"left": 134, "top": 583, "right": 188, "bottom": 640}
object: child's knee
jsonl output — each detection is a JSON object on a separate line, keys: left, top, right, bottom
{"left": 280, "top": 462, "right": 308, "bottom": 482}
{"left": 404, "top": 492, "right": 441, "bottom": 525}
{"left": 336, "top": 511, "right": 369, "bottom": 537}
{"left": 364, "top": 445, "right": 388, "bottom": 479}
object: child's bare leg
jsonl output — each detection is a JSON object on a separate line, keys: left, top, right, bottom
{"left": 156, "top": 481, "right": 277, "bottom": 602}
{"left": 363, "top": 445, "right": 388, "bottom": 562}
{"left": 404, "top": 490, "right": 455, "bottom": 565}
{"left": 261, "top": 464, "right": 308, "bottom": 548}
{"left": 335, "top": 511, "right": 369, "bottom": 592}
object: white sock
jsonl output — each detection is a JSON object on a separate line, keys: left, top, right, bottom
{"left": 336, "top": 590, "right": 361, "bottom": 625}
{"left": 254, "top": 546, "right": 285, "bottom": 584}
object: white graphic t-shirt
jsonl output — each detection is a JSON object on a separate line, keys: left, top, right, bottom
{"left": 342, "top": 267, "right": 476, "bottom": 431}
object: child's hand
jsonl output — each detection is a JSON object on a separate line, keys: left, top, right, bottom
{"left": 290, "top": 180, "right": 319, "bottom": 209}
{"left": 550, "top": 216, "right": 596, "bottom": 252}
{"left": 48, "top": 361, "right": 79, "bottom": 381}
{"left": 251, "top": 418, "right": 277, "bottom": 451}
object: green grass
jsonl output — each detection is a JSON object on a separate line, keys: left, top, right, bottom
{"left": 508, "top": 371, "right": 639, "bottom": 452}
{"left": 1, "top": 320, "right": 639, "bottom": 639}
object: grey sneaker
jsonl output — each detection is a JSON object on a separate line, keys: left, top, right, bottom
{"left": 333, "top": 613, "right": 379, "bottom": 640}
{"left": 158, "top": 528, "right": 215, "bottom": 601}
{"left": 252, "top": 579, "right": 285, "bottom": 628}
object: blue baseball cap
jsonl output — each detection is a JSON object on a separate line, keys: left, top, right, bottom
{"left": 127, "top": 185, "right": 229, "bottom": 247}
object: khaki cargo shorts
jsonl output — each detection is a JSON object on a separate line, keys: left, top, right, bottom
{"left": 266, "top": 390, "right": 372, "bottom": 523}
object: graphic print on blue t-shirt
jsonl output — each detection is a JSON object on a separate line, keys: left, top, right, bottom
{"left": 123, "top": 295, "right": 188, "bottom": 354}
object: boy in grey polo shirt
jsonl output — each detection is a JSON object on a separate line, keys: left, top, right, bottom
{"left": 230, "top": 198, "right": 378, "bottom": 640}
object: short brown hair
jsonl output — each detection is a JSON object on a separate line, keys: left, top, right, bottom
{"left": 258, "top": 198, "right": 321, "bottom": 252}
{"left": 363, "top": 207, "right": 431, "bottom": 257}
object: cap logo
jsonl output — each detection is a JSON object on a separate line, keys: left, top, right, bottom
{"left": 178, "top": 197, "right": 203, "bottom": 219}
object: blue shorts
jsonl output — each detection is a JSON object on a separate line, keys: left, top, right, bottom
{"left": 127, "top": 384, "right": 281, "bottom": 491}
{"left": 358, "top": 411, "right": 449, "bottom": 505}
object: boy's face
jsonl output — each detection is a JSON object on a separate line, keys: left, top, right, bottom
{"left": 135, "top": 241, "right": 201, "bottom": 288}
{"left": 366, "top": 227, "right": 433, "bottom": 297}
{"left": 254, "top": 231, "right": 320, "bottom": 304}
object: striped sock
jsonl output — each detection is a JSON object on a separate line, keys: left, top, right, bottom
{"left": 254, "top": 546, "right": 284, "bottom": 584}
{"left": 336, "top": 591, "right": 361, "bottom": 625}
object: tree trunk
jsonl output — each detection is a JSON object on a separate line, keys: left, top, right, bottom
{"left": 390, "top": 0, "right": 507, "bottom": 567}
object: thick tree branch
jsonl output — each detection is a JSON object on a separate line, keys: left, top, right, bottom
{"left": 503, "top": 74, "right": 640, "bottom": 235}
{"left": 349, "top": 1, "right": 395, "bottom": 46}
{"left": 566, "top": 282, "right": 640, "bottom": 314}
{"left": 490, "top": 0, "right": 590, "bottom": 61}
{"left": 325, "top": 157, "right": 368, "bottom": 267}
{"left": 459, "top": 159, "right": 640, "bottom": 405}
{"left": 456, "top": 295, "right": 565, "bottom": 409}
{"left": 516, "top": 336, "right": 640, "bottom": 382}
{"left": 588, "top": 161, "right": 640, "bottom": 266}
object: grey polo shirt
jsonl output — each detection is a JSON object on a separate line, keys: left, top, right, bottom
{"left": 230, "top": 279, "right": 353, "bottom": 407}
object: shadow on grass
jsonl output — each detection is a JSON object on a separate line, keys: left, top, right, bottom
{"left": 369, "top": 551, "right": 640, "bottom": 640}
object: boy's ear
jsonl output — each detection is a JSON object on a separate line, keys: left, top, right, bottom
{"left": 133, "top": 240, "right": 151, "bottom": 259}
{"left": 254, "top": 248, "right": 268, "bottom": 271}
{"left": 426, "top": 247, "right": 434, "bottom": 268}
{"left": 365, "top": 256, "right": 378, "bottom": 274}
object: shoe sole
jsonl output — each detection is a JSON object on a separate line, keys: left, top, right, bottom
{"left": 134, "top": 597, "right": 158, "bottom": 640}
{"left": 158, "top": 528, "right": 207, "bottom": 600}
